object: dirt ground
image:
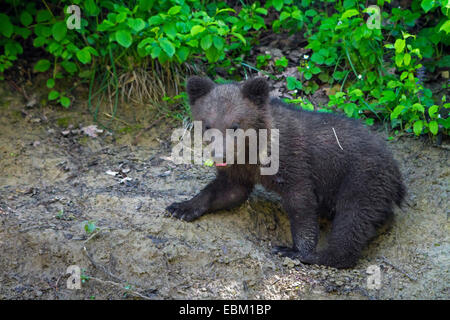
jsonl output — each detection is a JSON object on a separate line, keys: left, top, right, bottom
{"left": 0, "top": 82, "right": 448, "bottom": 300}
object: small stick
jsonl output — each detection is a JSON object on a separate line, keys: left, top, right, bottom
{"left": 380, "top": 256, "right": 417, "bottom": 281}
{"left": 332, "top": 127, "right": 344, "bottom": 150}
{"left": 88, "top": 276, "right": 153, "bottom": 300}
{"left": 82, "top": 246, "right": 122, "bottom": 283}
{"left": 82, "top": 247, "right": 155, "bottom": 300}
{"left": 83, "top": 228, "right": 103, "bottom": 244}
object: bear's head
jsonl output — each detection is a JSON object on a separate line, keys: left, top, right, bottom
{"left": 186, "top": 76, "right": 270, "bottom": 165}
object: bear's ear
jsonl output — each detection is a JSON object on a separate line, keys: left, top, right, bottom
{"left": 186, "top": 76, "right": 215, "bottom": 105}
{"left": 242, "top": 77, "right": 269, "bottom": 107}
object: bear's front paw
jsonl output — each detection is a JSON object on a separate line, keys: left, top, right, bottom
{"left": 166, "top": 201, "right": 204, "bottom": 222}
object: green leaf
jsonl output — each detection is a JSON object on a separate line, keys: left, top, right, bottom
{"left": 412, "top": 103, "right": 424, "bottom": 113}
{"left": 61, "top": 61, "right": 77, "bottom": 74}
{"left": 367, "top": 71, "right": 376, "bottom": 84}
{"left": 186, "top": 39, "right": 198, "bottom": 47}
{"left": 343, "top": 103, "right": 356, "bottom": 117}
{"left": 116, "top": 30, "right": 133, "bottom": 48}
{"left": 365, "top": 118, "right": 374, "bottom": 126}
{"left": 403, "top": 53, "right": 411, "bottom": 66}
{"left": 428, "top": 105, "right": 439, "bottom": 118}
{"left": 15, "top": 27, "right": 32, "bottom": 39}
{"left": 421, "top": 0, "right": 435, "bottom": 13}
{"left": 333, "top": 71, "right": 345, "bottom": 80}
{"left": 48, "top": 90, "right": 59, "bottom": 100}
{"left": 204, "top": 159, "right": 214, "bottom": 167}
{"left": 439, "top": 20, "right": 450, "bottom": 34}
{"left": 304, "top": 71, "right": 312, "bottom": 80}
{"left": 46, "top": 78, "right": 55, "bottom": 89}
{"left": 395, "top": 53, "right": 403, "bottom": 67}
{"left": 305, "top": 9, "right": 317, "bottom": 17}
{"left": 139, "top": 0, "right": 155, "bottom": 11}
{"left": 286, "top": 77, "right": 301, "bottom": 90}
{"left": 150, "top": 46, "right": 161, "bottom": 59}
{"left": 116, "top": 13, "right": 127, "bottom": 24}
{"left": 428, "top": 120, "right": 438, "bottom": 135}
{"left": 413, "top": 120, "right": 423, "bottom": 136}
{"left": 201, "top": 34, "right": 212, "bottom": 50}
{"left": 168, "top": 6, "right": 181, "bottom": 15}
{"left": 381, "top": 90, "right": 396, "bottom": 102}
{"left": 33, "top": 37, "right": 47, "bottom": 47}
{"left": 391, "top": 105, "right": 405, "bottom": 120}
{"left": 176, "top": 46, "right": 189, "bottom": 62}
{"left": 35, "top": 25, "right": 52, "bottom": 38}
{"left": 84, "top": 221, "right": 97, "bottom": 234}
{"left": 231, "top": 32, "right": 246, "bottom": 45}
{"left": 52, "top": 21, "right": 67, "bottom": 41}
{"left": 34, "top": 59, "right": 51, "bottom": 72}
{"left": 0, "top": 14, "right": 13, "bottom": 38}
{"left": 213, "top": 36, "right": 224, "bottom": 50}
{"left": 311, "top": 52, "right": 325, "bottom": 64}
{"left": 163, "top": 22, "right": 177, "bottom": 38}
{"left": 255, "top": 8, "right": 268, "bottom": 15}
{"left": 127, "top": 18, "right": 146, "bottom": 32}
{"left": 400, "top": 71, "right": 408, "bottom": 81}
{"left": 85, "top": 0, "right": 100, "bottom": 16}
{"left": 273, "top": 0, "right": 284, "bottom": 11}
{"left": 191, "top": 25, "right": 205, "bottom": 36}
{"left": 394, "top": 39, "right": 405, "bottom": 53}
{"left": 138, "top": 38, "right": 154, "bottom": 49}
{"left": 76, "top": 49, "right": 91, "bottom": 64}
{"left": 349, "top": 89, "right": 363, "bottom": 97}
{"left": 20, "top": 11, "right": 33, "bottom": 27}
{"left": 36, "top": 10, "right": 52, "bottom": 23}
{"left": 311, "top": 53, "right": 324, "bottom": 64}
{"left": 148, "top": 15, "right": 163, "bottom": 26}
{"left": 4, "top": 42, "right": 22, "bottom": 56}
{"left": 275, "top": 57, "right": 288, "bottom": 67}
{"left": 291, "top": 9, "right": 302, "bottom": 20}
{"left": 59, "top": 96, "right": 71, "bottom": 108}
{"left": 341, "top": 9, "right": 359, "bottom": 20}
{"left": 85, "top": 46, "right": 99, "bottom": 56}
{"left": 159, "top": 38, "right": 175, "bottom": 57}
{"left": 280, "top": 11, "right": 290, "bottom": 21}
{"left": 205, "top": 46, "right": 220, "bottom": 62}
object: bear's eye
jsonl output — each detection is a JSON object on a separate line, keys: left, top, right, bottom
{"left": 231, "top": 123, "right": 239, "bottom": 130}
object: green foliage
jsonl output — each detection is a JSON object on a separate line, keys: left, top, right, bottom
{"left": 0, "top": 0, "right": 268, "bottom": 105}
{"left": 275, "top": 56, "right": 289, "bottom": 70}
{"left": 276, "top": 0, "right": 449, "bottom": 137}
{"left": 84, "top": 220, "right": 99, "bottom": 234}
{"left": 0, "top": 0, "right": 448, "bottom": 137}
{"left": 256, "top": 54, "right": 272, "bottom": 69}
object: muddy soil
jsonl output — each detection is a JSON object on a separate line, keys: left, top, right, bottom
{"left": 0, "top": 83, "right": 448, "bottom": 300}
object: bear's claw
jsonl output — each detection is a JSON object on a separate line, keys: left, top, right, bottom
{"left": 166, "top": 201, "right": 202, "bottom": 222}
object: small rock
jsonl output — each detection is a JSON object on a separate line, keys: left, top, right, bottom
{"left": 282, "top": 257, "right": 301, "bottom": 268}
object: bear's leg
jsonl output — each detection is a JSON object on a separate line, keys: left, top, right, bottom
{"left": 302, "top": 187, "right": 391, "bottom": 268}
{"left": 273, "top": 191, "right": 319, "bottom": 260}
{"left": 167, "top": 172, "right": 253, "bottom": 222}
{"left": 303, "top": 206, "right": 374, "bottom": 268}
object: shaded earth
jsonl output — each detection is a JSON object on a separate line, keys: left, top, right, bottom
{"left": 0, "top": 83, "right": 448, "bottom": 300}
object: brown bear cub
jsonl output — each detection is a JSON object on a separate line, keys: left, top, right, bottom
{"left": 167, "top": 76, "right": 405, "bottom": 269}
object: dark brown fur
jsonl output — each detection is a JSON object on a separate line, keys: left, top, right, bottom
{"left": 167, "top": 76, "right": 406, "bottom": 269}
